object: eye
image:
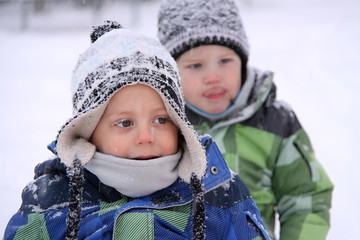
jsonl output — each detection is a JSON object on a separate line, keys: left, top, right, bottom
{"left": 154, "top": 117, "right": 170, "bottom": 125}
{"left": 114, "top": 119, "right": 134, "bottom": 128}
{"left": 188, "top": 63, "right": 202, "bottom": 69}
{"left": 219, "top": 58, "right": 231, "bottom": 64}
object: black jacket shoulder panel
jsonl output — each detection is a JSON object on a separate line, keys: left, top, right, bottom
{"left": 20, "top": 158, "right": 123, "bottom": 213}
{"left": 20, "top": 165, "right": 70, "bottom": 213}
{"left": 34, "top": 158, "right": 67, "bottom": 179}
{"left": 241, "top": 85, "right": 302, "bottom": 138}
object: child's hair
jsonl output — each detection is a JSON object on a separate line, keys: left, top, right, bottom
{"left": 53, "top": 21, "right": 207, "bottom": 239}
{"left": 157, "top": 0, "right": 249, "bottom": 82}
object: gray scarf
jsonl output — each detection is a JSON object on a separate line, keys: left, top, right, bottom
{"left": 85, "top": 150, "right": 181, "bottom": 198}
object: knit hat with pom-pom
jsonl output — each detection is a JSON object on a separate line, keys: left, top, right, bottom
{"left": 54, "top": 20, "right": 207, "bottom": 240}
{"left": 56, "top": 20, "right": 206, "bottom": 180}
{"left": 157, "top": 0, "right": 249, "bottom": 81}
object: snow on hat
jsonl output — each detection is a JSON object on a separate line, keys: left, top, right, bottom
{"left": 157, "top": 0, "right": 249, "bottom": 63}
{"left": 56, "top": 21, "right": 207, "bottom": 239}
{"left": 56, "top": 21, "right": 206, "bottom": 182}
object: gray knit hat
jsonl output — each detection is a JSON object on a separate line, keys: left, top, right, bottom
{"left": 157, "top": 0, "right": 249, "bottom": 63}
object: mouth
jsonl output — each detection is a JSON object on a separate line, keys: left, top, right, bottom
{"left": 132, "top": 155, "right": 159, "bottom": 160}
{"left": 203, "top": 87, "right": 226, "bottom": 100}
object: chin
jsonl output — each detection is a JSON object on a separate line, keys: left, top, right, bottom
{"left": 207, "top": 107, "right": 228, "bottom": 115}
{"left": 204, "top": 102, "right": 230, "bottom": 115}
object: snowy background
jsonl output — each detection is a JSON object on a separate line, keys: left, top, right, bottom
{"left": 0, "top": 0, "right": 359, "bottom": 239}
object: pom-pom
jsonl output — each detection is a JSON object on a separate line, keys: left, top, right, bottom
{"left": 90, "top": 20, "right": 122, "bottom": 43}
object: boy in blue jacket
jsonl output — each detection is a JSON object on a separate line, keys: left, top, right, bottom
{"left": 4, "top": 21, "right": 270, "bottom": 240}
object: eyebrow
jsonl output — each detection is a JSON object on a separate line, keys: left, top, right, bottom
{"left": 152, "top": 107, "right": 169, "bottom": 115}
{"left": 106, "top": 106, "right": 168, "bottom": 118}
{"left": 104, "top": 110, "right": 133, "bottom": 119}
{"left": 179, "top": 58, "right": 203, "bottom": 65}
{"left": 181, "top": 52, "right": 237, "bottom": 62}
{"left": 219, "top": 53, "right": 238, "bottom": 58}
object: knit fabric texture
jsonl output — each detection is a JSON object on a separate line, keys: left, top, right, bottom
{"left": 54, "top": 20, "right": 207, "bottom": 240}
{"left": 55, "top": 20, "right": 206, "bottom": 182}
{"left": 157, "top": 0, "right": 249, "bottom": 62}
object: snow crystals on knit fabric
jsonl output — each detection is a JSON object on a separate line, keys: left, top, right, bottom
{"left": 158, "top": 0, "right": 249, "bottom": 59}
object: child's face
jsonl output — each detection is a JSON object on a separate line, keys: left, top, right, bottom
{"left": 176, "top": 45, "right": 242, "bottom": 114}
{"left": 90, "top": 84, "right": 179, "bottom": 159}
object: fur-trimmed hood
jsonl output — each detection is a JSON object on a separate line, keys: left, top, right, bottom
{"left": 55, "top": 21, "right": 207, "bottom": 182}
{"left": 52, "top": 20, "right": 207, "bottom": 240}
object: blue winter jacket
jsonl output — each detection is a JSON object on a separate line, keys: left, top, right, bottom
{"left": 4, "top": 136, "right": 270, "bottom": 239}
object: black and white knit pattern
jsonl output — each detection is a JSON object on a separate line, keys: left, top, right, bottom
{"left": 66, "top": 158, "right": 84, "bottom": 240}
{"left": 72, "top": 52, "right": 182, "bottom": 117}
{"left": 55, "top": 21, "right": 208, "bottom": 240}
{"left": 157, "top": 0, "right": 249, "bottom": 61}
{"left": 90, "top": 20, "right": 122, "bottom": 44}
{"left": 56, "top": 22, "right": 206, "bottom": 181}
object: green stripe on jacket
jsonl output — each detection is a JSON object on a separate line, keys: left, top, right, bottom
{"left": 197, "top": 123, "right": 333, "bottom": 240}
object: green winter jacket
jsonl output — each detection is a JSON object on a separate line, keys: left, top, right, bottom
{"left": 185, "top": 67, "right": 334, "bottom": 240}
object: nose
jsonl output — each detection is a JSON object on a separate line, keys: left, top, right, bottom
{"left": 203, "top": 66, "right": 221, "bottom": 84}
{"left": 136, "top": 124, "right": 153, "bottom": 145}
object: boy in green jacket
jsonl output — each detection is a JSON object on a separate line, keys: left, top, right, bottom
{"left": 157, "top": 0, "right": 334, "bottom": 239}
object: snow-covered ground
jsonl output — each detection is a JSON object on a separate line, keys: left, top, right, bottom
{"left": 0, "top": 0, "right": 359, "bottom": 239}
